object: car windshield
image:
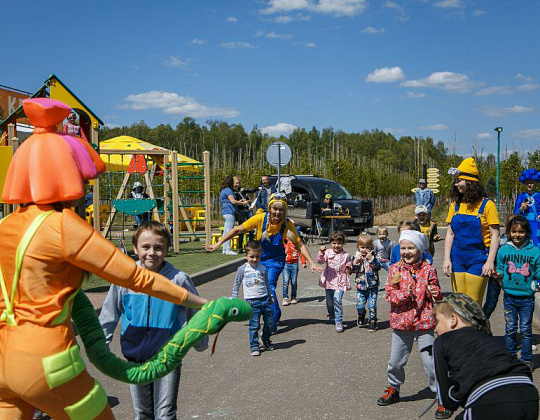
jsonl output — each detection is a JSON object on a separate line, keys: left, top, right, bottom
{"left": 318, "top": 181, "right": 353, "bottom": 200}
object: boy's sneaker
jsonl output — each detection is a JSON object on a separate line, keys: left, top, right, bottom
{"left": 368, "top": 320, "right": 378, "bottom": 332}
{"left": 335, "top": 322, "right": 344, "bottom": 333}
{"left": 282, "top": 298, "right": 290, "bottom": 306}
{"left": 262, "top": 339, "right": 274, "bottom": 351}
{"left": 250, "top": 349, "right": 261, "bottom": 356}
{"left": 290, "top": 298, "right": 298, "bottom": 304}
{"left": 357, "top": 315, "right": 366, "bottom": 327}
{"left": 377, "top": 386, "right": 400, "bottom": 406}
{"left": 435, "top": 404, "right": 453, "bottom": 419}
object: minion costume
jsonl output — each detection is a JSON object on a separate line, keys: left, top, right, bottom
{"left": 0, "top": 99, "right": 198, "bottom": 419}
{"left": 514, "top": 169, "right": 540, "bottom": 247}
{"left": 241, "top": 194, "right": 301, "bottom": 329}
{"left": 446, "top": 158, "right": 499, "bottom": 305}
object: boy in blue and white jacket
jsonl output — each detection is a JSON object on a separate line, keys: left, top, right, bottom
{"left": 495, "top": 215, "right": 540, "bottom": 370}
{"left": 99, "top": 222, "right": 208, "bottom": 420}
{"left": 232, "top": 240, "right": 274, "bottom": 356}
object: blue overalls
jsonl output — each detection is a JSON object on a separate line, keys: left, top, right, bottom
{"left": 450, "top": 198, "right": 489, "bottom": 276}
{"left": 516, "top": 192, "right": 540, "bottom": 247}
{"left": 260, "top": 214, "right": 287, "bottom": 330}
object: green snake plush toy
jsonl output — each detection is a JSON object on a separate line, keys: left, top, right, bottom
{"left": 72, "top": 291, "right": 251, "bottom": 384}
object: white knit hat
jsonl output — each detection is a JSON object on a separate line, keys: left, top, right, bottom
{"left": 399, "top": 229, "right": 429, "bottom": 254}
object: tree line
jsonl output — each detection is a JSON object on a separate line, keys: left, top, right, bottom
{"left": 100, "top": 118, "right": 539, "bottom": 207}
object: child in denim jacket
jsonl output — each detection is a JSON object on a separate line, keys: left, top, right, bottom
{"left": 351, "top": 233, "right": 382, "bottom": 331}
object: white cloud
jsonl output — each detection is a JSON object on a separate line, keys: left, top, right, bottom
{"left": 261, "top": 0, "right": 368, "bottom": 17}
{"left": 190, "top": 38, "right": 208, "bottom": 45}
{"left": 383, "top": 1, "right": 409, "bottom": 21}
{"left": 362, "top": 26, "right": 385, "bottom": 34}
{"left": 473, "top": 9, "right": 487, "bottom": 16}
{"left": 517, "top": 73, "right": 533, "bottom": 82}
{"left": 400, "top": 71, "right": 477, "bottom": 93}
{"left": 164, "top": 56, "right": 190, "bottom": 68}
{"left": 434, "top": 0, "right": 465, "bottom": 8}
{"left": 121, "top": 91, "right": 240, "bottom": 118}
{"left": 476, "top": 132, "right": 492, "bottom": 139}
{"left": 406, "top": 91, "right": 425, "bottom": 98}
{"left": 420, "top": 124, "right": 448, "bottom": 131}
{"left": 274, "top": 14, "right": 311, "bottom": 23}
{"left": 255, "top": 29, "right": 294, "bottom": 39}
{"left": 519, "top": 128, "right": 540, "bottom": 139}
{"left": 295, "top": 40, "right": 317, "bottom": 48}
{"left": 104, "top": 123, "right": 121, "bottom": 129}
{"left": 226, "top": 16, "right": 238, "bottom": 22}
{"left": 516, "top": 84, "right": 540, "bottom": 92}
{"left": 434, "top": 0, "right": 465, "bottom": 9}
{"left": 366, "top": 66, "right": 405, "bottom": 83}
{"left": 261, "top": 123, "right": 298, "bottom": 136}
{"left": 481, "top": 105, "right": 534, "bottom": 117}
{"left": 220, "top": 41, "right": 257, "bottom": 49}
{"left": 383, "top": 127, "right": 406, "bottom": 134}
{"left": 475, "top": 86, "right": 512, "bottom": 96}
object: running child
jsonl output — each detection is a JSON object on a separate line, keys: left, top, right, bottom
{"left": 373, "top": 226, "right": 393, "bottom": 272}
{"left": 495, "top": 215, "right": 540, "bottom": 370}
{"left": 378, "top": 230, "right": 450, "bottom": 419}
{"left": 232, "top": 241, "right": 274, "bottom": 356}
{"left": 317, "top": 231, "right": 352, "bottom": 333}
{"left": 282, "top": 229, "right": 307, "bottom": 306}
{"left": 434, "top": 293, "right": 538, "bottom": 419}
{"left": 99, "top": 221, "right": 208, "bottom": 419}
{"left": 351, "top": 233, "right": 382, "bottom": 331}
{"left": 412, "top": 205, "right": 442, "bottom": 257}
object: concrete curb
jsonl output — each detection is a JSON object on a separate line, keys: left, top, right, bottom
{"left": 190, "top": 257, "right": 245, "bottom": 287}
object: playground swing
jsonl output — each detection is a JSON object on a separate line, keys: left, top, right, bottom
{"left": 95, "top": 146, "right": 212, "bottom": 254}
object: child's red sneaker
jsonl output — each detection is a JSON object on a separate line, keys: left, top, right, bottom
{"left": 376, "top": 386, "right": 400, "bottom": 406}
{"left": 435, "top": 403, "right": 452, "bottom": 419}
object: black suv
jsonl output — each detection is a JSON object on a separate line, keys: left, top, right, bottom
{"left": 268, "top": 175, "right": 373, "bottom": 235}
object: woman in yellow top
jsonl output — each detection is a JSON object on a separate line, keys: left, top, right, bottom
{"left": 205, "top": 193, "right": 323, "bottom": 330}
{"left": 442, "top": 158, "right": 500, "bottom": 305}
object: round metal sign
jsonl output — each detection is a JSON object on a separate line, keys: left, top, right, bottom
{"left": 266, "top": 141, "right": 292, "bottom": 167}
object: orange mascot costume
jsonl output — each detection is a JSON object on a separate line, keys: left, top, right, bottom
{"left": 0, "top": 98, "right": 197, "bottom": 419}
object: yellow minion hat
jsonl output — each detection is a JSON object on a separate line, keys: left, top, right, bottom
{"left": 455, "top": 157, "right": 479, "bottom": 182}
{"left": 268, "top": 193, "right": 288, "bottom": 212}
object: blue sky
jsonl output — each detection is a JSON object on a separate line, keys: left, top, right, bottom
{"left": 3, "top": 0, "right": 539, "bottom": 156}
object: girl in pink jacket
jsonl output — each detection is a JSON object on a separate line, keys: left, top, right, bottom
{"left": 317, "top": 231, "right": 352, "bottom": 333}
{"left": 377, "top": 230, "right": 450, "bottom": 419}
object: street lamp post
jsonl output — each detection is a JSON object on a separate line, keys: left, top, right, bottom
{"left": 494, "top": 126, "right": 503, "bottom": 206}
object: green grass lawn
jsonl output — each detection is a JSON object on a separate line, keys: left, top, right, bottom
{"left": 83, "top": 241, "right": 242, "bottom": 292}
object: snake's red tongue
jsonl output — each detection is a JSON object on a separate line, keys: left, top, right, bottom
{"left": 211, "top": 330, "right": 222, "bottom": 356}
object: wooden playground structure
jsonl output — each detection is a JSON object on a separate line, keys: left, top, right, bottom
{"left": 95, "top": 146, "right": 212, "bottom": 253}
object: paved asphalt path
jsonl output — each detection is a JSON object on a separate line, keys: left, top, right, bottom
{"left": 86, "top": 227, "right": 540, "bottom": 419}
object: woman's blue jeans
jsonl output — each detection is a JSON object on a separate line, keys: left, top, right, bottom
{"left": 325, "top": 289, "right": 344, "bottom": 323}
{"left": 222, "top": 213, "right": 236, "bottom": 253}
{"left": 504, "top": 293, "right": 535, "bottom": 361}
{"left": 282, "top": 262, "right": 299, "bottom": 300}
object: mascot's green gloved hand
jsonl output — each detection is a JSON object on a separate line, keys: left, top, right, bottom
{"left": 72, "top": 291, "right": 251, "bottom": 384}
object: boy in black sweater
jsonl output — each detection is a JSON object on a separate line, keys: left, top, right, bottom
{"left": 433, "top": 293, "right": 538, "bottom": 420}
